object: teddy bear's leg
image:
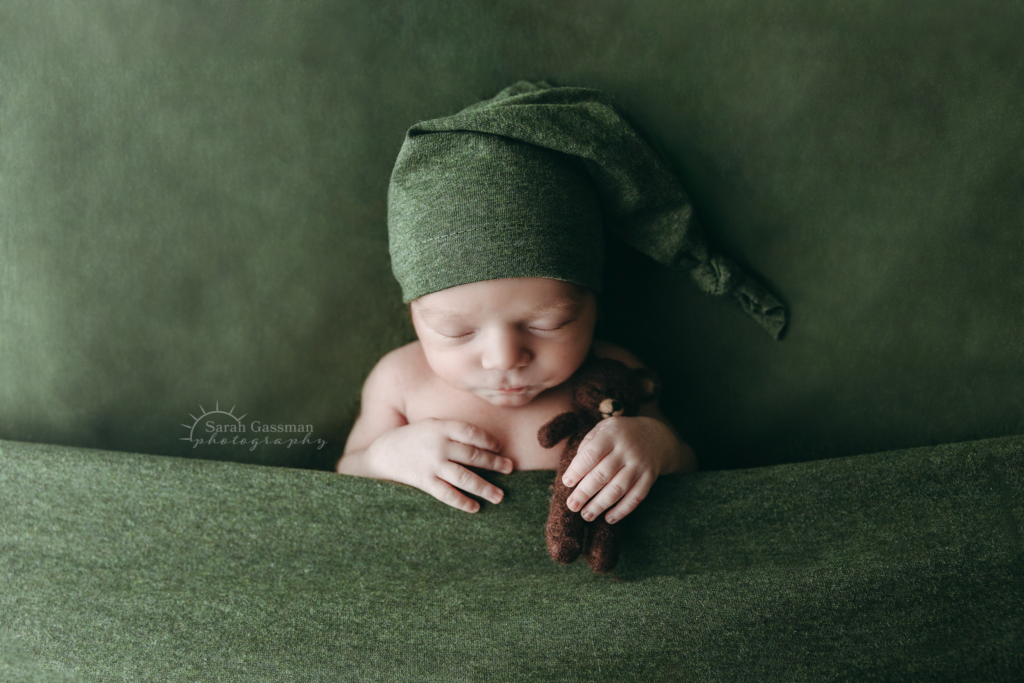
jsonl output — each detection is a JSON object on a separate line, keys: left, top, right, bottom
{"left": 546, "top": 442, "right": 585, "bottom": 565}
{"left": 585, "top": 515, "right": 622, "bottom": 574}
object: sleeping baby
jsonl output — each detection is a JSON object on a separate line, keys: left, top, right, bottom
{"left": 336, "top": 81, "right": 786, "bottom": 526}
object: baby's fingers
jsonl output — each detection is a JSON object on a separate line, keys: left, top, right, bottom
{"left": 442, "top": 420, "right": 503, "bottom": 455}
{"left": 597, "top": 472, "right": 656, "bottom": 524}
{"left": 445, "top": 430, "right": 514, "bottom": 476}
{"left": 563, "top": 426, "right": 615, "bottom": 487}
{"left": 435, "top": 460, "right": 505, "bottom": 513}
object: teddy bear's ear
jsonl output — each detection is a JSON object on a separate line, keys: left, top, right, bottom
{"left": 634, "top": 368, "right": 662, "bottom": 403}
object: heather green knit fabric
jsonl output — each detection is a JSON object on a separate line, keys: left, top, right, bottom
{"left": 2, "top": 436, "right": 1021, "bottom": 681}
{"left": 388, "top": 80, "right": 788, "bottom": 338}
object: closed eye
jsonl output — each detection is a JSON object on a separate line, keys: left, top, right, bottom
{"left": 438, "top": 330, "right": 473, "bottom": 340}
{"left": 528, "top": 317, "right": 575, "bottom": 333}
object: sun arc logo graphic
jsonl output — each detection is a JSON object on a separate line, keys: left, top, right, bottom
{"left": 180, "top": 403, "right": 247, "bottom": 443}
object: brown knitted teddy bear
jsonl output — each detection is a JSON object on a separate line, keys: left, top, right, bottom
{"left": 538, "top": 356, "right": 660, "bottom": 574}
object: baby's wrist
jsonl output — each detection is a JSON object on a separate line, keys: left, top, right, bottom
{"left": 637, "top": 416, "right": 686, "bottom": 476}
{"left": 336, "top": 445, "right": 380, "bottom": 479}
{"left": 660, "top": 429, "right": 695, "bottom": 476}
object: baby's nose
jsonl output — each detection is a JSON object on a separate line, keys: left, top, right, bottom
{"left": 480, "top": 328, "right": 531, "bottom": 371}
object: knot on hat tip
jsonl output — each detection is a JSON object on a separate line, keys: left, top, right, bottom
{"left": 687, "top": 253, "right": 788, "bottom": 339}
{"left": 688, "top": 254, "right": 737, "bottom": 296}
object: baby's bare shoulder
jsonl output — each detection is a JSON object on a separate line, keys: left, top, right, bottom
{"left": 349, "top": 342, "right": 427, "bottom": 445}
{"left": 367, "top": 341, "right": 429, "bottom": 392}
{"left": 377, "top": 340, "right": 426, "bottom": 369}
{"left": 591, "top": 339, "right": 646, "bottom": 369}
{"left": 342, "top": 344, "right": 419, "bottom": 456}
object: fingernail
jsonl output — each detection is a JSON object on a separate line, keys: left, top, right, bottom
{"left": 606, "top": 515, "right": 617, "bottom": 524}
{"left": 563, "top": 477, "right": 574, "bottom": 487}
{"left": 491, "top": 490, "right": 503, "bottom": 503}
{"left": 582, "top": 511, "right": 594, "bottom": 521}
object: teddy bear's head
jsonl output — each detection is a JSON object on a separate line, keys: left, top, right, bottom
{"left": 569, "top": 358, "right": 660, "bottom": 421}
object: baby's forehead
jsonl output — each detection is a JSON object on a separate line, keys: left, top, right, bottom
{"left": 411, "top": 278, "right": 593, "bottom": 321}
{"left": 418, "top": 299, "right": 579, "bottom": 320}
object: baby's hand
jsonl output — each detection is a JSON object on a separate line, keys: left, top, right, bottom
{"left": 368, "top": 418, "right": 513, "bottom": 513}
{"left": 560, "top": 416, "right": 681, "bottom": 525}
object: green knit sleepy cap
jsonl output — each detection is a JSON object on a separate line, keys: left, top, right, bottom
{"left": 388, "top": 80, "right": 788, "bottom": 339}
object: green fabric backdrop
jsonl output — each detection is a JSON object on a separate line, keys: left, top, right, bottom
{"left": 2, "top": 0, "right": 1022, "bottom": 470}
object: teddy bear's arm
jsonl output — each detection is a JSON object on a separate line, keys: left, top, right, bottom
{"left": 538, "top": 412, "right": 580, "bottom": 449}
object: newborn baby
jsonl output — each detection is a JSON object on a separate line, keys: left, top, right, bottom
{"left": 336, "top": 80, "right": 785, "bottom": 524}
{"left": 339, "top": 276, "right": 692, "bottom": 525}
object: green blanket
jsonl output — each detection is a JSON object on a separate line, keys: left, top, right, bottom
{"left": 2, "top": 436, "right": 1021, "bottom": 681}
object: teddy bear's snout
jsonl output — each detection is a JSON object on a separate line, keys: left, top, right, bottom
{"left": 600, "top": 398, "right": 624, "bottom": 418}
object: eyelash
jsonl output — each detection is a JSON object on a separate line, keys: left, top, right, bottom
{"left": 529, "top": 321, "right": 569, "bottom": 333}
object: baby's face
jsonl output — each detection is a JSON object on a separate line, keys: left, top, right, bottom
{"left": 410, "top": 277, "right": 597, "bottom": 407}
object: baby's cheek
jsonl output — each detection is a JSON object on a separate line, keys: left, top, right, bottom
{"left": 429, "top": 356, "right": 475, "bottom": 389}
{"left": 554, "top": 355, "right": 589, "bottom": 386}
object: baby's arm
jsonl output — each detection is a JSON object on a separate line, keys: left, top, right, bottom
{"left": 337, "top": 350, "right": 513, "bottom": 513}
{"left": 560, "top": 342, "right": 696, "bottom": 524}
